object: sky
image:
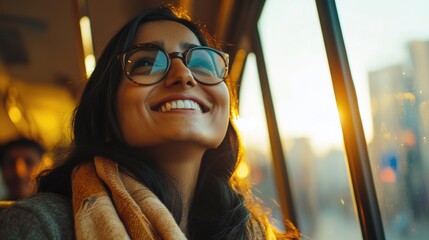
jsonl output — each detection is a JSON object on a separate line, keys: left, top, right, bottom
{"left": 237, "top": 0, "right": 429, "bottom": 156}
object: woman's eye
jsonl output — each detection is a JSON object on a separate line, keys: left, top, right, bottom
{"left": 189, "top": 59, "right": 216, "bottom": 76}
{"left": 130, "top": 57, "right": 155, "bottom": 75}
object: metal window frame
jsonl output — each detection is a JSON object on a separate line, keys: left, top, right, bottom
{"left": 232, "top": 0, "right": 386, "bottom": 239}
{"left": 315, "top": 0, "right": 385, "bottom": 239}
{"left": 250, "top": 26, "right": 299, "bottom": 228}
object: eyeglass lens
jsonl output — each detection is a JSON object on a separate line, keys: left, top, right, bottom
{"left": 125, "top": 46, "right": 227, "bottom": 85}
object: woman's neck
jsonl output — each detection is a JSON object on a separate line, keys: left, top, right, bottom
{"left": 142, "top": 143, "right": 205, "bottom": 233}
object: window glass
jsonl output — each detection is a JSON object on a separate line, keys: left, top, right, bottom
{"left": 336, "top": 0, "right": 429, "bottom": 239}
{"left": 238, "top": 53, "right": 284, "bottom": 229}
{"left": 240, "top": 0, "right": 362, "bottom": 239}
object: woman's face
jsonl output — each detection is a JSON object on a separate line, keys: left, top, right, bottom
{"left": 116, "top": 20, "right": 230, "bottom": 150}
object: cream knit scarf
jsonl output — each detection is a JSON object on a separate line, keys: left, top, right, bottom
{"left": 72, "top": 156, "right": 187, "bottom": 240}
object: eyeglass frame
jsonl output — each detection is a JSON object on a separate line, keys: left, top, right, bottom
{"left": 117, "top": 43, "right": 230, "bottom": 86}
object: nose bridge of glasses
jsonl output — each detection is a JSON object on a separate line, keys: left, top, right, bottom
{"left": 168, "top": 52, "right": 186, "bottom": 64}
{"left": 165, "top": 51, "right": 196, "bottom": 85}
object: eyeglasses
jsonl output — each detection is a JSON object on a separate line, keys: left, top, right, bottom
{"left": 118, "top": 43, "right": 229, "bottom": 85}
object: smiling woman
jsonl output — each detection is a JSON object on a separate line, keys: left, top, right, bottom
{"left": 116, "top": 21, "right": 230, "bottom": 150}
{"left": 0, "top": 6, "right": 298, "bottom": 240}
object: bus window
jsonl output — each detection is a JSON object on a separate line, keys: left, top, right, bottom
{"left": 239, "top": 0, "right": 363, "bottom": 238}
{"left": 336, "top": 0, "right": 429, "bottom": 239}
{"left": 238, "top": 53, "right": 284, "bottom": 229}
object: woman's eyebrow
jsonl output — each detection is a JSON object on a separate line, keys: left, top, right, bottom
{"left": 136, "top": 41, "right": 199, "bottom": 51}
{"left": 142, "top": 40, "right": 165, "bottom": 48}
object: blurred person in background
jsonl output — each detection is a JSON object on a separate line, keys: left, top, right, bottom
{"left": 0, "top": 138, "right": 45, "bottom": 201}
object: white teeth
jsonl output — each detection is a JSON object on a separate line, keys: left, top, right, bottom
{"left": 184, "top": 100, "right": 191, "bottom": 108}
{"left": 194, "top": 102, "right": 202, "bottom": 112}
{"left": 177, "top": 100, "right": 184, "bottom": 108}
{"left": 158, "top": 100, "right": 203, "bottom": 113}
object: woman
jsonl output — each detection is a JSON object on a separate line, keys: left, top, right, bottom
{"left": 0, "top": 6, "right": 299, "bottom": 239}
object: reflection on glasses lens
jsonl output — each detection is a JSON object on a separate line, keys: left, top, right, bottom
{"left": 123, "top": 45, "right": 228, "bottom": 85}
{"left": 187, "top": 49, "right": 226, "bottom": 83}
{"left": 126, "top": 48, "right": 168, "bottom": 85}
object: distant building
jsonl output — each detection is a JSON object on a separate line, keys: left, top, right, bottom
{"left": 368, "top": 40, "right": 429, "bottom": 221}
{"left": 409, "top": 41, "right": 429, "bottom": 164}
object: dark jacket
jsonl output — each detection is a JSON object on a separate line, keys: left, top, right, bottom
{"left": 0, "top": 193, "right": 74, "bottom": 239}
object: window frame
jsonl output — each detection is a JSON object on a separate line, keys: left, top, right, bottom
{"left": 234, "top": 0, "right": 386, "bottom": 239}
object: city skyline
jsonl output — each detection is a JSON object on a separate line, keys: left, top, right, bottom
{"left": 238, "top": 0, "right": 429, "bottom": 156}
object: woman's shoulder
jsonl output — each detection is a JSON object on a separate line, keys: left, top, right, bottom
{"left": 0, "top": 193, "right": 74, "bottom": 239}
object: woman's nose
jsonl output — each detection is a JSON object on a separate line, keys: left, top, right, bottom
{"left": 163, "top": 59, "right": 197, "bottom": 88}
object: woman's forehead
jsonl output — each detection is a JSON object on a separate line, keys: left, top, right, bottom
{"left": 133, "top": 20, "right": 200, "bottom": 51}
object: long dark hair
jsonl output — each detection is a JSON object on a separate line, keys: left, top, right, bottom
{"left": 38, "top": 6, "right": 298, "bottom": 239}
